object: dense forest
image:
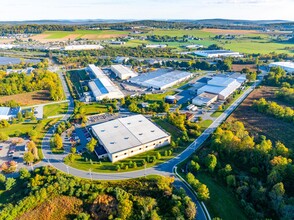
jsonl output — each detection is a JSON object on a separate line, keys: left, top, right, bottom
{"left": 196, "top": 121, "right": 294, "bottom": 219}
{"left": 0, "top": 69, "right": 64, "bottom": 101}
{"left": 0, "top": 166, "right": 196, "bottom": 220}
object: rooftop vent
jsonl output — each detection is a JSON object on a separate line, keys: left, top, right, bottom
{"left": 151, "top": 130, "right": 155, "bottom": 132}
{"left": 110, "top": 142, "right": 116, "bottom": 144}
{"left": 101, "top": 129, "right": 105, "bottom": 132}
{"left": 139, "top": 133, "right": 143, "bottom": 136}
{"left": 124, "top": 137, "right": 129, "bottom": 139}
{"left": 114, "top": 125, "right": 118, "bottom": 128}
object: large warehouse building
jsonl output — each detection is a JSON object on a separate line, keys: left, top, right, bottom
{"left": 129, "top": 69, "right": 194, "bottom": 90}
{"left": 194, "top": 50, "right": 242, "bottom": 58}
{"left": 197, "top": 76, "right": 242, "bottom": 100}
{"left": 269, "top": 62, "right": 294, "bottom": 73}
{"left": 87, "top": 64, "right": 124, "bottom": 101}
{"left": 92, "top": 114, "right": 171, "bottom": 162}
{"left": 0, "top": 107, "right": 21, "bottom": 120}
{"left": 110, "top": 65, "right": 138, "bottom": 80}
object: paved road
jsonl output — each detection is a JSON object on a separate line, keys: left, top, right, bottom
{"left": 40, "top": 67, "right": 261, "bottom": 220}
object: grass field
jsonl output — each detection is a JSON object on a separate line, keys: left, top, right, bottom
{"left": 43, "top": 102, "right": 69, "bottom": 117}
{"left": 39, "top": 30, "right": 129, "bottom": 40}
{"left": 196, "top": 172, "right": 247, "bottom": 220}
{"left": 67, "top": 70, "right": 84, "bottom": 95}
{"left": 145, "top": 91, "right": 176, "bottom": 102}
{"left": 0, "top": 90, "right": 52, "bottom": 106}
{"left": 79, "top": 103, "right": 110, "bottom": 115}
{"left": 199, "top": 119, "right": 213, "bottom": 130}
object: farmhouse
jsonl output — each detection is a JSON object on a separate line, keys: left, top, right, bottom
{"left": 197, "top": 76, "right": 241, "bottom": 100}
{"left": 92, "top": 114, "right": 171, "bottom": 162}
{"left": 110, "top": 64, "right": 138, "bottom": 80}
{"left": 269, "top": 62, "right": 294, "bottom": 73}
{"left": 194, "top": 50, "right": 242, "bottom": 58}
{"left": 129, "top": 69, "right": 194, "bottom": 90}
{"left": 0, "top": 107, "right": 21, "bottom": 120}
{"left": 87, "top": 64, "right": 124, "bottom": 101}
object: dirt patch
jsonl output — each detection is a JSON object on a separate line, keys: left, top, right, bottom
{"left": 231, "top": 64, "right": 257, "bottom": 72}
{"left": 202, "top": 28, "right": 259, "bottom": 35}
{"left": 227, "top": 86, "right": 294, "bottom": 148}
{"left": 0, "top": 90, "right": 51, "bottom": 106}
{"left": 81, "top": 34, "right": 127, "bottom": 40}
{"left": 18, "top": 196, "right": 83, "bottom": 220}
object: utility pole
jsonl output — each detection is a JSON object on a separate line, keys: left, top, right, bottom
{"left": 144, "top": 163, "right": 146, "bottom": 178}
{"left": 66, "top": 165, "right": 69, "bottom": 175}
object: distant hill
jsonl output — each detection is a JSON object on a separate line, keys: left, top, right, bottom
{"left": 0, "top": 19, "right": 292, "bottom": 26}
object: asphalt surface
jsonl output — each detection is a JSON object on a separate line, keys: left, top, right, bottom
{"left": 40, "top": 67, "right": 262, "bottom": 220}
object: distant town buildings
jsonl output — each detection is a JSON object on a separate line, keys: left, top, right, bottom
{"left": 91, "top": 114, "right": 171, "bottom": 162}
{"left": 185, "top": 44, "right": 204, "bottom": 49}
{"left": 269, "top": 62, "right": 294, "bottom": 73}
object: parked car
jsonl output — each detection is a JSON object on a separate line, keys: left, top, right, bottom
{"left": 0, "top": 146, "right": 3, "bottom": 150}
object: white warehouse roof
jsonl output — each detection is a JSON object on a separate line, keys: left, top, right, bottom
{"left": 91, "top": 114, "right": 170, "bottom": 154}
{"left": 87, "top": 64, "right": 105, "bottom": 78}
{"left": 111, "top": 65, "right": 138, "bottom": 80}
{"left": 197, "top": 76, "right": 241, "bottom": 100}
{"left": 63, "top": 45, "right": 104, "bottom": 51}
{"left": 269, "top": 62, "right": 294, "bottom": 73}
{"left": 194, "top": 50, "right": 242, "bottom": 58}
{"left": 88, "top": 65, "right": 124, "bottom": 100}
{"left": 129, "top": 69, "right": 194, "bottom": 90}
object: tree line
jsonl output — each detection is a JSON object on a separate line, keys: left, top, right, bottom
{"left": 204, "top": 121, "right": 294, "bottom": 219}
{"left": 253, "top": 98, "right": 294, "bottom": 123}
{"left": 0, "top": 166, "right": 196, "bottom": 220}
{"left": 0, "top": 69, "right": 64, "bottom": 101}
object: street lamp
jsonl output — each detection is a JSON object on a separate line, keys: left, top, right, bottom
{"left": 66, "top": 165, "right": 69, "bottom": 175}
{"left": 89, "top": 168, "right": 92, "bottom": 181}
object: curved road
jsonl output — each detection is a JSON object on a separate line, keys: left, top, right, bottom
{"left": 41, "top": 69, "right": 261, "bottom": 220}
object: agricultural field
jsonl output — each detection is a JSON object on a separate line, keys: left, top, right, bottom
{"left": 0, "top": 90, "right": 51, "bottom": 106}
{"left": 227, "top": 85, "right": 294, "bottom": 148}
{"left": 30, "top": 29, "right": 129, "bottom": 42}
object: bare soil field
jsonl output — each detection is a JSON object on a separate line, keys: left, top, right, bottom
{"left": 18, "top": 196, "right": 83, "bottom": 220}
{"left": 231, "top": 64, "right": 257, "bottom": 72}
{"left": 227, "top": 86, "right": 294, "bottom": 148}
{"left": 30, "top": 34, "right": 81, "bottom": 43}
{"left": 0, "top": 90, "right": 51, "bottom": 106}
{"left": 202, "top": 28, "right": 259, "bottom": 35}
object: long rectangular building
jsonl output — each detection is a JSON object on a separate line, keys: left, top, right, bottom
{"left": 129, "top": 69, "right": 194, "bottom": 90}
{"left": 92, "top": 114, "right": 171, "bottom": 162}
{"left": 269, "top": 62, "right": 294, "bottom": 73}
{"left": 87, "top": 64, "right": 124, "bottom": 101}
{"left": 197, "top": 76, "right": 241, "bottom": 100}
{"left": 111, "top": 65, "right": 138, "bottom": 80}
{"left": 194, "top": 50, "right": 242, "bottom": 58}
{"left": 0, "top": 107, "right": 21, "bottom": 120}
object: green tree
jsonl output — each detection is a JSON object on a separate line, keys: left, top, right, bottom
{"left": 19, "top": 168, "right": 31, "bottom": 179}
{"left": 5, "top": 178, "right": 16, "bottom": 190}
{"left": 205, "top": 154, "right": 217, "bottom": 172}
{"left": 23, "top": 151, "right": 35, "bottom": 165}
{"left": 0, "top": 132, "right": 9, "bottom": 141}
{"left": 118, "top": 199, "right": 133, "bottom": 220}
{"left": 86, "top": 138, "right": 97, "bottom": 152}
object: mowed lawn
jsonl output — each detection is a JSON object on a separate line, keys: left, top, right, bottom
{"left": 79, "top": 103, "right": 109, "bottom": 115}
{"left": 43, "top": 102, "right": 69, "bottom": 117}
{"left": 197, "top": 172, "right": 247, "bottom": 220}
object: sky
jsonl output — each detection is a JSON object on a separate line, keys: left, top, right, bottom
{"left": 0, "top": 0, "right": 293, "bottom": 21}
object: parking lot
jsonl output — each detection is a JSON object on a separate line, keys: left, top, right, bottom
{"left": 87, "top": 113, "right": 118, "bottom": 125}
{"left": 0, "top": 138, "right": 28, "bottom": 168}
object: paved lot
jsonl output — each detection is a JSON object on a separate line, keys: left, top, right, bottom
{"left": 34, "top": 106, "right": 43, "bottom": 119}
